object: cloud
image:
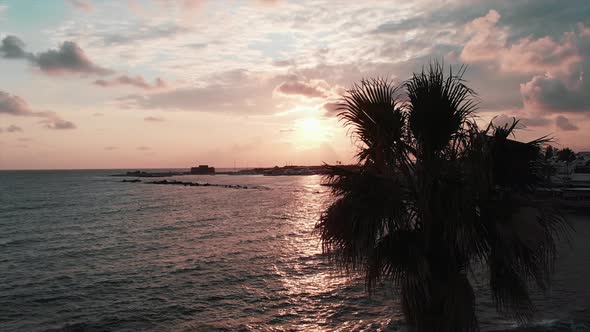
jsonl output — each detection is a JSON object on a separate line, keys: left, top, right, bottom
{"left": 99, "top": 24, "right": 191, "bottom": 46}
{"left": 461, "top": 10, "right": 582, "bottom": 75}
{"left": 66, "top": 0, "right": 94, "bottom": 12}
{"left": 1, "top": 36, "right": 112, "bottom": 76}
{"left": 256, "top": 0, "right": 283, "bottom": 6}
{"left": 519, "top": 116, "right": 552, "bottom": 128}
{"left": 275, "top": 79, "right": 328, "bottom": 98}
{"left": 460, "top": 10, "right": 506, "bottom": 64}
{"left": 148, "top": 0, "right": 204, "bottom": 11}
{"left": 520, "top": 73, "right": 589, "bottom": 112}
{"left": 0, "top": 35, "right": 32, "bottom": 59}
{"left": 118, "top": 69, "right": 342, "bottom": 115}
{"left": 35, "top": 41, "right": 112, "bottom": 75}
{"left": 155, "top": 0, "right": 282, "bottom": 10}
{"left": 373, "top": 16, "right": 426, "bottom": 35}
{"left": 0, "top": 91, "right": 33, "bottom": 116}
{"left": 492, "top": 0, "right": 590, "bottom": 40}
{"left": 0, "top": 90, "right": 76, "bottom": 130}
{"left": 500, "top": 34, "right": 580, "bottom": 75}
{"left": 0, "top": 94, "right": 50, "bottom": 119}
{"left": 491, "top": 114, "right": 551, "bottom": 129}
{"left": 43, "top": 119, "right": 77, "bottom": 130}
{"left": 272, "top": 59, "right": 294, "bottom": 67}
{"left": 460, "top": 11, "right": 590, "bottom": 115}
{"left": 94, "top": 75, "right": 167, "bottom": 90}
{"left": 517, "top": 25, "right": 590, "bottom": 113}
{"left": 555, "top": 115, "right": 579, "bottom": 131}
{"left": 5, "top": 125, "right": 23, "bottom": 133}
{"left": 118, "top": 70, "right": 282, "bottom": 114}
{"left": 160, "top": 0, "right": 277, "bottom": 10}
{"left": 182, "top": 0, "right": 205, "bottom": 9}
{"left": 0, "top": 125, "right": 24, "bottom": 133}
{"left": 3, "top": 0, "right": 587, "bottom": 157}
{"left": 144, "top": 116, "right": 165, "bottom": 122}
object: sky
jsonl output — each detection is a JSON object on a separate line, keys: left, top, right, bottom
{"left": 1, "top": 0, "right": 589, "bottom": 169}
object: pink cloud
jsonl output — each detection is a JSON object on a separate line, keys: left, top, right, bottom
{"left": 275, "top": 77, "right": 337, "bottom": 99}
{"left": 182, "top": 0, "right": 204, "bottom": 9}
{"left": 0, "top": 91, "right": 32, "bottom": 116}
{"left": 500, "top": 33, "right": 580, "bottom": 75}
{"left": 518, "top": 30, "right": 589, "bottom": 113}
{"left": 555, "top": 115, "right": 579, "bottom": 131}
{"left": 461, "top": 10, "right": 582, "bottom": 76}
{"left": 0, "top": 90, "right": 76, "bottom": 130}
{"left": 519, "top": 74, "right": 574, "bottom": 111}
{"left": 462, "top": 11, "right": 590, "bottom": 115}
{"left": 491, "top": 113, "right": 551, "bottom": 129}
{"left": 66, "top": 0, "right": 94, "bottom": 12}
{"left": 94, "top": 75, "right": 167, "bottom": 90}
{"left": 460, "top": 10, "right": 506, "bottom": 64}
{"left": 42, "top": 119, "right": 77, "bottom": 130}
{"left": 276, "top": 80, "right": 327, "bottom": 98}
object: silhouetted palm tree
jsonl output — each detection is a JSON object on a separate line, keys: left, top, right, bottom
{"left": 557, "top": 147, "right": 577, "bottom": 175}
{"left": 316, "top": 63, "right": 568, "bottom": 332}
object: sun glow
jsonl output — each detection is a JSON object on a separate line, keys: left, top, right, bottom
{"left": 294, "top": 117, "right": 330, "bottom": 149}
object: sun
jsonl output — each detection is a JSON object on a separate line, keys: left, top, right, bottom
{"left": 300, "top": 117, "right": 322, "bottom": 133}
{"left": 294, "top": 117, "right": 329, "bottom": 149}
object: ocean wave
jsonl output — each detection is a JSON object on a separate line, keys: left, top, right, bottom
{"left": 2, "top": 172, "right": 589, "bottom": 332}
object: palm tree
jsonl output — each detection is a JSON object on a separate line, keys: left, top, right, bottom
{"left": 557, "top": 147, "right": 576, "bottom": 176}
{"left": 316, "top": 63, "right": 568, "bottom": 332}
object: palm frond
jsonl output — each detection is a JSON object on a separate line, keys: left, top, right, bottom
{"left": 405, "top": 62, "right": 479, "bottom": 156}
{"left": 367, "top": 229, "right": 424, "bottom": 291}
{"left": 338, "top": 78, "right": 408, "bottom": 168}
{"left": 317, "top": 166, "right": 413, "bottom": 274}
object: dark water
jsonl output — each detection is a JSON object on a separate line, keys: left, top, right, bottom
{"left": 0, "top": 170, "right": 588, "bottom": 331}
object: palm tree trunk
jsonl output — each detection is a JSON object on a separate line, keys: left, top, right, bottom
{"left": 403, "top": 267, "right": 478, "bottom": 332}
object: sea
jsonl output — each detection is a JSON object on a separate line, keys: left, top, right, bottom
{"left": 0, "top": 170, "right": 588, "bottom": 332}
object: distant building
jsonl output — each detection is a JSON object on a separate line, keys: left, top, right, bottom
{"left": 574, "top": 151, "right": 590, "bottom": 173}
{"left": 190, "top": 165, "right": 215, "bottom": 175}
{"left": 545, "top": 152, "right": 590, "bottom": 208}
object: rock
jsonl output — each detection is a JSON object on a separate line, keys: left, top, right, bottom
{"left": 121, "top": 179, "right": 141, "bottom": 183}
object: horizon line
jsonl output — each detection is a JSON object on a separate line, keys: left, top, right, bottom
{"left": 0, "top": 164, "right": 335, "bottom": 171}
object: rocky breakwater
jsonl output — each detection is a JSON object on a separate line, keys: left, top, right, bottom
{"left": 120, "top": 179, "right": 268, "bottom": 190}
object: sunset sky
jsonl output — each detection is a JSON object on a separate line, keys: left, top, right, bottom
{"left": 1, "top": 0, "right": 589, "bottom": 169}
